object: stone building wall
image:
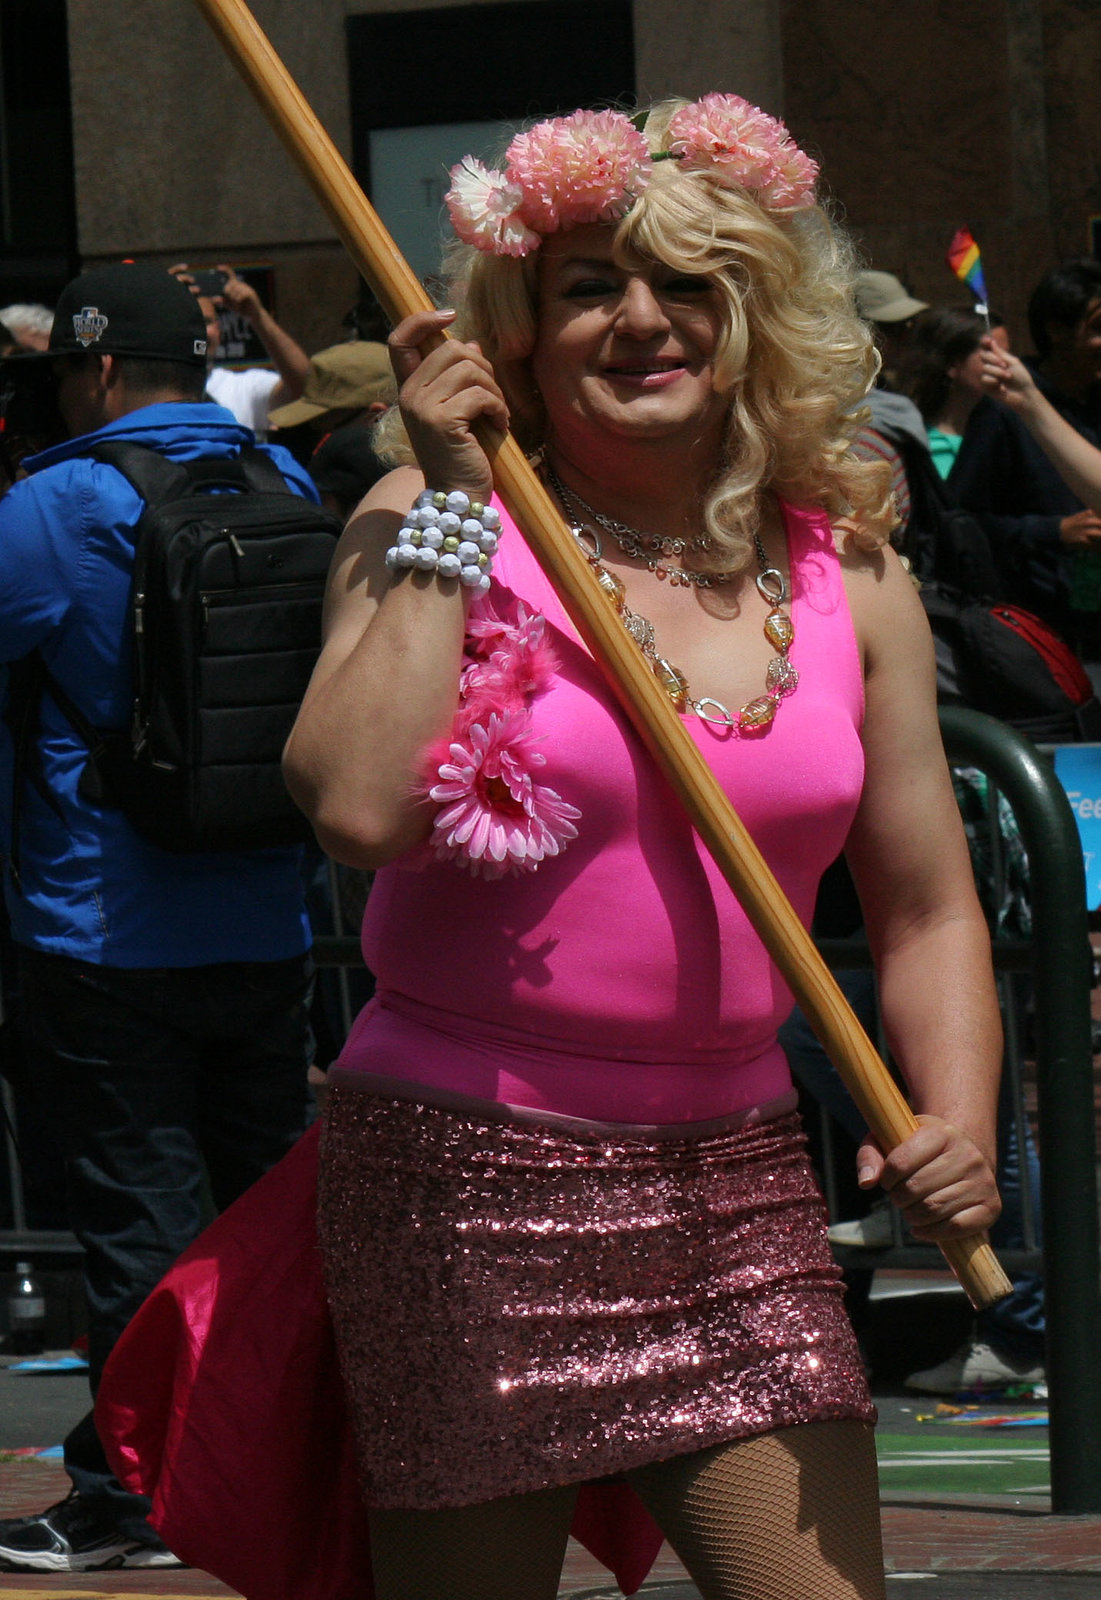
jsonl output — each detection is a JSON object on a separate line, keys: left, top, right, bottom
{"left": 65, "top": 0, "right": 359, "bottom": 350}
{"left": 62, "top": 0, "right": 1099, "bottom": 355}
{"left": 780, "top": 0, "right": 1100, "bottom": 347}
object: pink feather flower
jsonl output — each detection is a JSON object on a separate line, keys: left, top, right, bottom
{"left": 428, "top": 711, "right": 580, "bottom": 879}
{"left": 464, "top": 599, "right": 559, "bottom": 703}
{"left": 463, "top": 587, "right": 528, "bottom": 656}
{"left": 506, "top": 110, "right": 651, "bottom": 233}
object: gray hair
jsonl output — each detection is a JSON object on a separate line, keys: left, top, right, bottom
{"left": 0, "top": 303, "right": 54, "bottom": 338}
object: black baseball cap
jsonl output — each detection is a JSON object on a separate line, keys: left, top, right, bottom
{"left": 48, "top": 262, "right": 208, "bottom": 366}
{"left": 308, "top": 422, "right": 388, "bottom": 503}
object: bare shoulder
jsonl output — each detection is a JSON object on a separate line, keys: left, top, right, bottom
{"left": 326, "top": 466, "right": 424, "bottom": 591}
{"left": 832, "top": 526, "right": 931, "bottom": 668}
{"left": 319, "top": 465, "right": 426, "bottom": 649}
{"left": 341, "top": 465, "right": 426, "bottom": 555}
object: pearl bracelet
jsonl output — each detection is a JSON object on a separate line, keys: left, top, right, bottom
{"left": 384, "top": 489, "right": 501, "bottom": 592}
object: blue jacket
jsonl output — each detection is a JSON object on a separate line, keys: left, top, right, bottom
{"left": 0, "top": 402, "right": 316, "bottom": 966}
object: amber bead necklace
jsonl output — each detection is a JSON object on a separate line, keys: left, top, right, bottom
{"left": 545, "top": 466, "right": 798, "bottom": 733}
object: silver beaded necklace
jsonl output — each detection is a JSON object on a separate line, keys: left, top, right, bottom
{"left": 545, "top": 464, "right": 740, "bottom": 589}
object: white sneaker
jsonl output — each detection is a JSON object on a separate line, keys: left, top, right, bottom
{"left": 827, "top": 1199, "right": 896, "bottom": 1248}
{"left": 904, "top": 1339, "right": 1046, "bottom": 1395}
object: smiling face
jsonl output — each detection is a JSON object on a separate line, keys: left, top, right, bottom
{"left": 530, "top": 223, "right": 730, "bottom": 462}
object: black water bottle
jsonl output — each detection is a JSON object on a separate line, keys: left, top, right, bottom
{"left": 7, "top": 1261, "right": 46, "bottom": 1354}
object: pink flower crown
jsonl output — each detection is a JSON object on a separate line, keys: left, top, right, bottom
{"left": 445, "top": 94, "right": 819, "bottom": 258}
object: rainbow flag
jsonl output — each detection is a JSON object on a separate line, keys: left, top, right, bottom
{"left": 947, "top": 227, "right": 988, "bottom": 306}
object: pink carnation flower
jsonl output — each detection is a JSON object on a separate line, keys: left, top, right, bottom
{"left": 428, "top": 711, "right": 580, "bottom": 879}
{"left": 667, "top": 93, "right": 784, "bottom": 189}
{"left": 446, "top": 155, "right": 541, "bottom": 256}
{"left": 760, "top": 138, "right": 819, "bottom": 210}
{"left": 507, "top": 110, "right": 651, "bottom": 233}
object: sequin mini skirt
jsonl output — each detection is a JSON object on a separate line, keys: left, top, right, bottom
{"left": 317, "top": 1075, "right": 874, "bottom": 1511}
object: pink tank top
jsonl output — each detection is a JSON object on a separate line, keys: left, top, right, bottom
{"left": 337, "top": 498, "right": 865, "bottom": 1125}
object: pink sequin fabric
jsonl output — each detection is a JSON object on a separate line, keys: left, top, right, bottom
{"left": 318, "top": 1084, "right": 873, "bottom": 1512}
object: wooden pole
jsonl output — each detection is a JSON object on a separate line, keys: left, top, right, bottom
{"left": 193, "top": 0, "right": 1010, "bottom": 1309}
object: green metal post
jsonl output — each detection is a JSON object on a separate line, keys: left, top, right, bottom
{"left": 940, "top": 707, "right": 1101, "bottom": 1513}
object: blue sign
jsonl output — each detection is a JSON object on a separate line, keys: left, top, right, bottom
{"left": 1053, "top": 744, "right": 1101, "bottom": 910}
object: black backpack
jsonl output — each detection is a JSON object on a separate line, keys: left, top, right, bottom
{"left": 891, "top": 429, "right": 1101, "bottom": 742}
{"left": 917, "top": 586, "right": 1101, "bottom": 742}
{"left": 10, "top": 441, "right": 342, "bottom": 864}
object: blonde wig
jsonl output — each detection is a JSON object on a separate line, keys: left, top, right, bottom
{"left": 377, "top": 100, "right": 894, "bottom": 571}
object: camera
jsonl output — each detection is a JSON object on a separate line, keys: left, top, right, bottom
{"left": 190, "top": 268, "right": 230, "bottom": 298}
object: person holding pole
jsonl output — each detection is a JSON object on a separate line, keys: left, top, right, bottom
{"left": 270, "top": 96, "right": 1001, "bottom": 1600}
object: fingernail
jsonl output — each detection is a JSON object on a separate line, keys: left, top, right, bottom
{"left": 857, "top": 1165, "right": 875, "bottom": 1185}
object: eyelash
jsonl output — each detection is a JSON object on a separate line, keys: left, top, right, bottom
{"left": 562, "top": 279, "right": 617, "bottom": 299}
{"left": 663, "top": 277, "right": 712, "bottom": 297}
{"left": 561, "top": 276, "right": 713, "bottom": 301}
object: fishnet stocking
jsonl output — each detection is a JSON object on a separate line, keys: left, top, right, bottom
{"left": 366, "top": 1421, "right": 882, "bottom": 1599}
{"left": 627, "top": 1420, "right": 886, "bottom": 1600}
{"left": 367, "top": 1482, "right": 578, "bottom": 1600}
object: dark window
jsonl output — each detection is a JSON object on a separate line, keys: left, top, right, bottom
{"left": 346, "top": 1, "right": 635, "bottom": 191}
{"left": 0, "top": 0, "right": 77, "bottom": 300}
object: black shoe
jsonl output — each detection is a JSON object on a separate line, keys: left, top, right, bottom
{"left": 0, "top": 1491, "right": 185, "bottom": 1573}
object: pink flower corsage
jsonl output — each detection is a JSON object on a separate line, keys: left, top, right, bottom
{"left": 759, "top": 138, "right": 820, "bottom": 211}
{"left": 445, "top": 109, "right": 650, "bottom": 257}
{"left": 420, "top": 595, "right": 580, "bottom": 879}
{"left": 446, "top": 156, "right": 541, "bottom": 257}
{"left": 505, "top": 110, "right": 651, "bottom": 233}
{"left": 667, "top": 93, "right": 819, "bottom": 211}
{"left": 666, "top": 93, "right": 783, "bottom": 187}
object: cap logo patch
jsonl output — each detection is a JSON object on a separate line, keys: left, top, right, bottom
{"left": 72, "top": 306, "right": 109, "bottom": 347}
{"left": 194, "top": 338, "right": 207, "bottom": 356}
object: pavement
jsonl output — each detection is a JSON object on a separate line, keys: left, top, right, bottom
{"left": 1, "top": 1280, "right": 1100, "bottom": 1597}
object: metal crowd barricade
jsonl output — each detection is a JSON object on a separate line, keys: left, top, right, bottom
{"left": 819, "top": 707, "right": 1101, "bottom": 1514}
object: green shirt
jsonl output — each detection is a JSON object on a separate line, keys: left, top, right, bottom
{"left": 927, "top": 427, "right": 964, "bottom": 481}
